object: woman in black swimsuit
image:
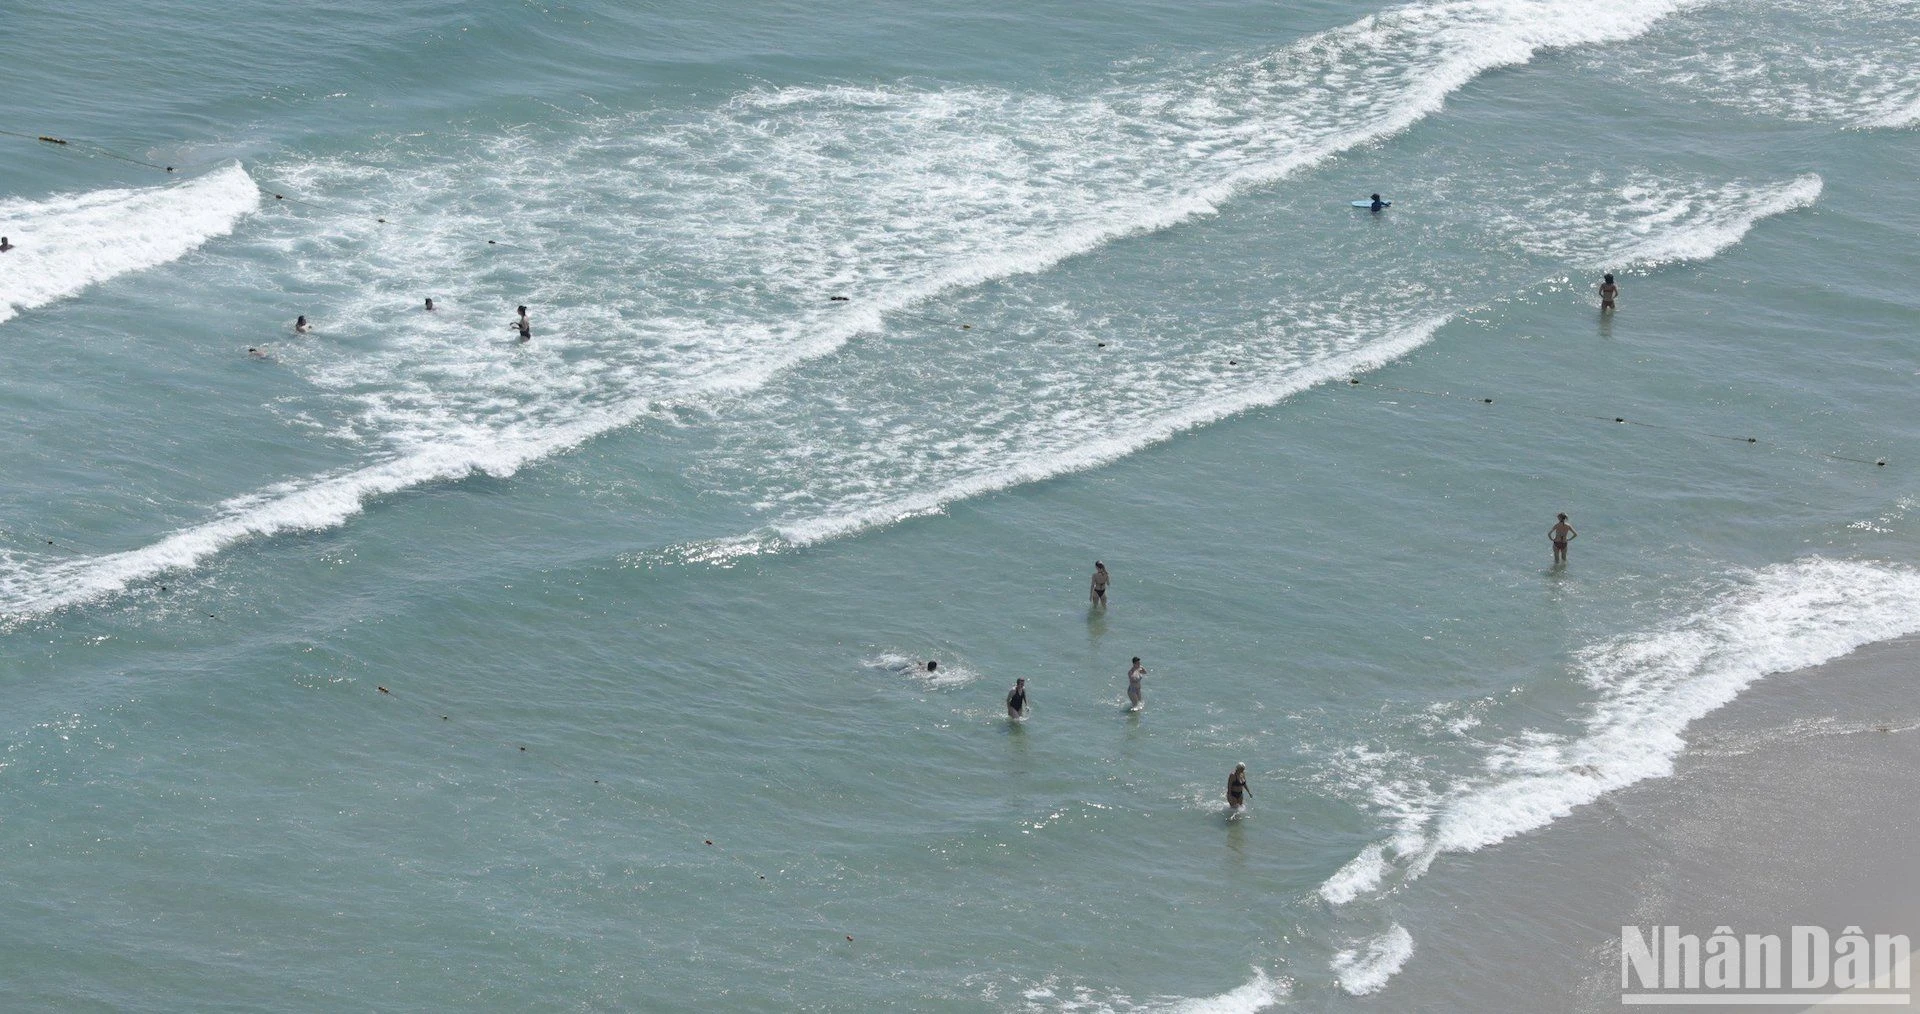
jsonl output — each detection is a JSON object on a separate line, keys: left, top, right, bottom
{"left": 1227, "top": 763, "right": 1250, "bottom": 809}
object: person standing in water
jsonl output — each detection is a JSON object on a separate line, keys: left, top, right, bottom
{"left": 1006, "top": 678, "right": 1028, "bottom": 720}
{"left": 512, "top": 305, "right": 531, "bottom": 341}
{"left": 1549, "top": 513, "right": 1577, "bottom": 566}
{"left": 0, "top": 236, "right": 13, "bottom": 252}
{"left": 294, "top": 315, "right": 312, "bottom": 334}
{"left": 1126, "top": 657, "right": 1146, "bottom": 711}
{"left": 1599, "top": 273, "right": 1619, "bottom": 312}
{"left": 1227, "top": 763, "right": 1250, "bottom": 811}
{"left": 424, "top": 297, "right": 436, "bottom": 311}
{"left": 1089, "top": 561, "right": 1110, "bottom": 608}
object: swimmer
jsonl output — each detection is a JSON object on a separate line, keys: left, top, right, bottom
{"left": 1227, "top": 763, "right": 1250, "bottom": 811}
{"left": 1549, "top": 512, "right": 1577, "bottom": 566}
{"left": 1599, "top": 273, "right": 1619, "bottom": 312}
{"left": 294, "top": 315, "right": 312, "bottom": 334}
{"left": 424, "top": 297, "right": 435, "bottom": 311}
{"left": 1090, "top": 561, "right": 1109, "bottom": 608}
{"left": 512, "top": 304, "right": 530, "bottom": 341}
{"left": 894, "top": 660, "right": 938, "bottom": 675}
{"left": 0, "top": 236, "right": 12, "bottom": 252}
{"left": 247, "top": 346, "right": 269, "bottom": 359}
{"left": 1369, "top": 193, "right": 1386, "bottom": 212}
{"left": 1006, "top": 677, "right": 1028, "bottom": 720}
{"left": 1126, "top": 657, "right": 1146, "bottom": 710}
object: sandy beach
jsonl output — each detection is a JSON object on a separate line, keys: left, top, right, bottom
{"left": 1352, "top": 635, "right": 1920, "bottom": 1012}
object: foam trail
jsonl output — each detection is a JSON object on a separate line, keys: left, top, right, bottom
{"left": 1018, "top": 968, "right": 1285, "bottom": 1013}
{"left": 1496, "top": 173, "right": 1822, "bottom": 270}
{"left": 1, "top": 0, "right": 1706, "bottom": 616}
{"left": 1312, "top": 558, "right": 1920, "bottom": 990}
{"left": 1331, "top": 925, "right": 1414, "bottom": 995}
{"left": 757, "top": 317, "right": 1446, "bottom": 554}
{"left": 0, "top": 163, "right": 257, "bottom": 323}
{"left": 0, "top": 402, "right": 643, "bottom": 620}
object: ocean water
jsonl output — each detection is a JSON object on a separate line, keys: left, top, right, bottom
{"left": 2, "top": 0, "right": 1917, "bottom": 1008}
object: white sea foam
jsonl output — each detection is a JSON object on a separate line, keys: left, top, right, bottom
{"left": 0, "top": 163, "right": 257, "bottom": 324}
{"left": 1018, "top": 968, "right": 1285, "bottom": 1013}
{"left": 1331, "top": 924, "right": 1414, "bottom": 995}
{"left": 1313, "top": 557, "right": 1920, "bottom": 989}
{"left": 1496, "top": 172, "right": 1822, "bottom": 270}
{"left": 0, "top": 0, "right": 1708, "bottom": 617}
{"left": 1610, "top": 0, "right": 1920, "bottom": 129}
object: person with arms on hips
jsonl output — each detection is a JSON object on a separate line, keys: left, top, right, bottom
{"left": 1126, "top": 657, "right": 1146, "bottom": 711}
{"left": 1227, "top": 763, "right": 1251, "bottom": 812}
{"left": 1549, "top": 513, "right": 1577, "bottom": 566}
{"left": 1089, "top": 561, "right": 1109, "bottom": 608}
{"left": 1006, "top": 678, "right": 1028, "bottom": 720}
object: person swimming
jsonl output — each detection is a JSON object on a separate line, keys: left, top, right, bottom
{"left": 0, "top": 236, "right": 13, "bottom": 252}
{"left": 1369, "top": 193, "right": 1387, "bottom": 212}
{"left": 1126, "top": 657, "right": 1146, "bottom": 710}
{"left": 247, "top": 346, "right": 269, "bottom": 359}
{"left": 1227, "top": 763, "right": 1250, "bottom": 810}
{"left": 294, "top": 315, "right": 312, "bottom": 334}
{"left": 1599, "top": 273, "right": 1619, "bottom": 311}
{"left": 1006, "top": 678, "right": 1027, "bottom": 720}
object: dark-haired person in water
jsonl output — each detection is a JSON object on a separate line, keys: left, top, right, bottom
{"left": 294, "top": 315, "right": 312, "bottom": 334}
{"left": 1090, "top": 561, "right": 1109, "bottom": 608}
{"left": 0, "top": 236, "right": 13, "bottom": 252}
{"left": 1599, "top": 273, "right": 1619, "bottom": 312}
{"left": 512, "top": 305, "right": 530, "bottom": 341}
{"left": 1006, "top": 678, "right": 1027, "bottom": 720}
{"left": 1126, "top": 657, "right": 1146, "bottom": 711}
{"left": 1369, "top": 193, "right": 1386, "bottom": 212}
{"left": 1227, "top": 763, "right": 1251, "bottom": 811}
{"left": 424, "top": 297, "right": 436, "bottom": 311}
{"left": 1549, "top": 513, "right": 1577, "bottom": 566}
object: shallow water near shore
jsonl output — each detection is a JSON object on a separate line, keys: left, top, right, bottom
{"left": 2, "top": 0, "right": 1918, "bottom": 1008}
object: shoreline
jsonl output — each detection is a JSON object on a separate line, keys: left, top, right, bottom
{"left": 1346, "top": 633, "right": 1920, "bottom": 1012}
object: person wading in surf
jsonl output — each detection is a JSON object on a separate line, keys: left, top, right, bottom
{"left": 1227, "top": 763, "right": 1250, "bottom": 810}
{"left": 1126, "top": 657, "right": 1146, "bottom": 710}
{"left": 1090, "top": 561, "right": 1110, "bottom": 608}
{"left": 1549, "top": 513, "right": 1577, "bottom": 566}
{"left": 1006, "top": 678, "right": 1028, "bottom": 720}
{"left": 1599, "top": 273, "right": 1619, "bottom": 312}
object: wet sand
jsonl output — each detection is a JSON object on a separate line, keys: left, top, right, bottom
{"left": 1350, "top": 635, "right": 1920, "bottom": 1013}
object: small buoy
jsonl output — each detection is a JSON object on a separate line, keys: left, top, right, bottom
{"left": 377, "top": 686, "right": 389, "bottom": 694}
{"left": 440, "top": 715, "right": 448, "bottom": 721}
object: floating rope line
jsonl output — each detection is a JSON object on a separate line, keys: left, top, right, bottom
{"left": 367, "top": 679, "right": 859, "bottom": 943}
{"left": 1343, "top": 378, "right": 1887, "bottom": 468}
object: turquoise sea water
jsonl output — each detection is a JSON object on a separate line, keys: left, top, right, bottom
{"left": 3, "top": 0, "right": 1918, "bottom": 1007}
